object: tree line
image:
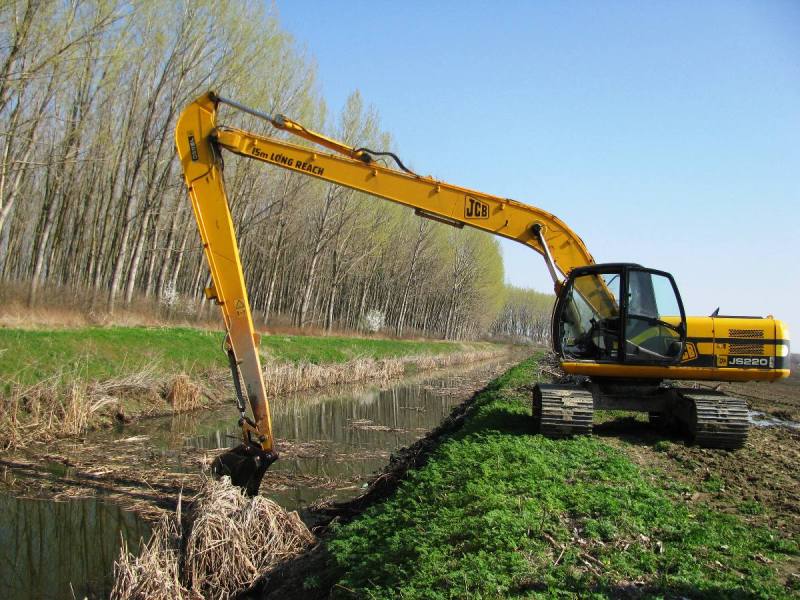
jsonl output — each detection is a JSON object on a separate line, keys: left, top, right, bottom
{"left": 0, "top": 0, "right": 552, "bottom": 340}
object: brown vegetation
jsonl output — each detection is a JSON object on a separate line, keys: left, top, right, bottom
{"left": 0, "top": 349, "right": 507, "bottom": 450}
{"left": 112, "top": 477, "right": 314, "bottom": 600}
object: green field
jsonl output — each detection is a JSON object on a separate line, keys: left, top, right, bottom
{"left": 0, "top": 326, "right": 497, "bottom": 388}
{"left": 316, "top": 356, "right": 798, "bottom": 598}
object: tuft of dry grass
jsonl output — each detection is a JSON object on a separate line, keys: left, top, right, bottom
{"left": 166, "top": 374, "right": 203, "bottom": 413}
{"left": 111, "top": 511, "right": 189, "bottom": 599}
{"left": 0, "top": 364, "right": 208, "bottom": 450}
{"left": 112, "top": 477, "right": 314, "bottom": 600}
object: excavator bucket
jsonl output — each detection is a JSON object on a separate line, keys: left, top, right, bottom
{"left": 211, "top": 443, "right": 279, "bottom": 497}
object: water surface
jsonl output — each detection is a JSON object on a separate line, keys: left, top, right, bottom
{"left": 0, "top": 356, "right": 514, "bottom": 598}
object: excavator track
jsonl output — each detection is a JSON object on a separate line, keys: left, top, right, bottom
{"left": 532, "top": 384, "right": 594, "bottom": 438}
{"left": 677, "top": 391, "right": 749, "bottom": 450}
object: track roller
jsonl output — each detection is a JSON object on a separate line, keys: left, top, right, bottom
{"left": 677, "top": 391, "right": 749, "bottom": 450}
{"left": 532, "top": 384, "right": 594, "bottom": 438}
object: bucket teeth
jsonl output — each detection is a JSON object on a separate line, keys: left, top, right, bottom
{"left": 532, "top": 384, "right": 594, "bottom": 437}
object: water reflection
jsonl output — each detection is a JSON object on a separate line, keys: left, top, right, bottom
{"left": 0, "top": 495, "right": 150, "bottom": 600}
{"left": 0, "top": 357, "right": 509, "bottom": 599}
{"left": 111, "top": 362, "right": 505, "bottom": 510}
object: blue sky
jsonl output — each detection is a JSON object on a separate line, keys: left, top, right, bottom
{"left": 274, "top": 1, "right": 799, "bottom": 337}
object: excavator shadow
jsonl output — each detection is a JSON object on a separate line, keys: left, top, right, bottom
{"left": 592, "top": 413, "right": 686, "bottom": 447}
{"left": 468, "top": 403, "right": 688, "bottom": 450}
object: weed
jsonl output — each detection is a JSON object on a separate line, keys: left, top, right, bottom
{"left": 738, "top": 500, "right": 764, "bottom": 516}
{"left": 654, "top": 440, "right": 671, "bottom": 452}
{"left": 322, "top": 357, "right": 798, "bottom": 598}
{"left": 702, "top": 474, "right": 725, "bottom": 493}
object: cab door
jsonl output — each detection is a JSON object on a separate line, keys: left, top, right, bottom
{"left": 623, "top": 268, "right": 687, "bottom": 364}
{"left": 554, "top": 264, "right": 687, "bottom": 367}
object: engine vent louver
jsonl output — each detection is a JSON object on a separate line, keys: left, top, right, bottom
{"left": 728, "top": 329, "right": 764, "bottom": 339}
{"left": 727, "top": 328, "right": 765, "bottom": 355}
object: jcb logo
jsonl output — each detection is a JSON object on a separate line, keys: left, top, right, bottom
{"left": 465, "top": 197, "right": 489, "bottom": 219}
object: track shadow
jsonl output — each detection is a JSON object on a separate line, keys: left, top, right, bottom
{"left": 592, "top": 415, "right": 689, "bottom": 448}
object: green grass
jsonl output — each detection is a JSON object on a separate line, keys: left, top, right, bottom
{"left": 0, "top": 326, "right": 497, "bottom": 388}
{"left": 321, "top": 356, "right": 798, "bottom": 599}
{"left": 260, "top": 334, "right": 492, "bottom": 365}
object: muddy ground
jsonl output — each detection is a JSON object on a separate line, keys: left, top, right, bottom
{"left": 592, "top": 355, "right": 800, "bottom": 574}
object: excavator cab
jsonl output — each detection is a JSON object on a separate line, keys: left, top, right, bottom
{"left": 554, "top": 263, "right": 687, "bottom": 367}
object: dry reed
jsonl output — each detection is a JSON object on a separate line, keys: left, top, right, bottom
{"left": 0, "top": 348, "right": 506, "bottom": 450}
{"left": 261, "top": 349, "right": 503, "bottom": 396}
{"left": 0, "top": 363, "right": 188, "bottom": 449}
{"left": 111, "top": 511, "right": 189, "bottom": 599}
{"left": 112, "top": 477, "right": 314, "bottom": 600}
{"left": 166, "top": 374, "right": 203, "bottom": 413}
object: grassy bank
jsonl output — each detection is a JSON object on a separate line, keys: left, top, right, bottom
{"left": 0, "top": 326, "right": 498, "bottom": 387}
{"left": 310, "top": 356, "right": 797, "bottom": 598}
{"left": 0, "top": 326, "right": 509, "bottom": 449}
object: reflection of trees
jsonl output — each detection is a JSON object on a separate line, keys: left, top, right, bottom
{"left": 0, "top": 495, "right": 149, "bottom": 598}
{"left": 178, "top": 375, "right": 467, "bottom": 457}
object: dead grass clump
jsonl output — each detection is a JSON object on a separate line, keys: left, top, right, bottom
{"left": 112, "top": 477, "right": 314, "bottom": 600}
{"left": 59, "top": 383, "right": 116, "bottom": 436}
{"left": 166, "top": 374, "right": 203, "bottom": 413}
{"left": 0, "top": 364, "right": 189, "bottom": 449}
{"left": 183, "top": 477, "right": 315, "bottom": 598}
{"left": 111, "top": 512, "right": 189, "bottom": 600}
{"left": 0, "top": 377, "right": 119, "bottom": 448}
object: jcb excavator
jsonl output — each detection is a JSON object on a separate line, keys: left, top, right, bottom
{"left": 175, "top": 92, "right": 790, "bottom": 495}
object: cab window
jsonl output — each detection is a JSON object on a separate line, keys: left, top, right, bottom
{"left": 560, "top": 272, "right": 621, "bottom": 361}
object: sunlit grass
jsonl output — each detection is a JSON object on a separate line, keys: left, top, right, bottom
{"left": 320, "top": 357, "right": 798, "bottom": 598}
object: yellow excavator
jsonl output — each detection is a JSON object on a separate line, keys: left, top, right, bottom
{"left": 175, "top": 92, "right": 790, "bottom": 495}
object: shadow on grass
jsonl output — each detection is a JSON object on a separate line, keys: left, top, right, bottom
{"left": 593, "top": 415, "right": 695, "bottom": 450}
{"left": 468, "top": 403, "right": 695, "bottom": 453}
{"left": 511, "top": 579, "right": 778, "bottom": 600}
{"left": 466, "top": 405, "right": 536, "bottom": 437}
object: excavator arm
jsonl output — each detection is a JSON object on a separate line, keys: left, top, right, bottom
{"left": 175, "top": 94, "right": 278, "bottom": 494}
{"left": 174, "top": 91, "right": 610, "bottom": 492}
